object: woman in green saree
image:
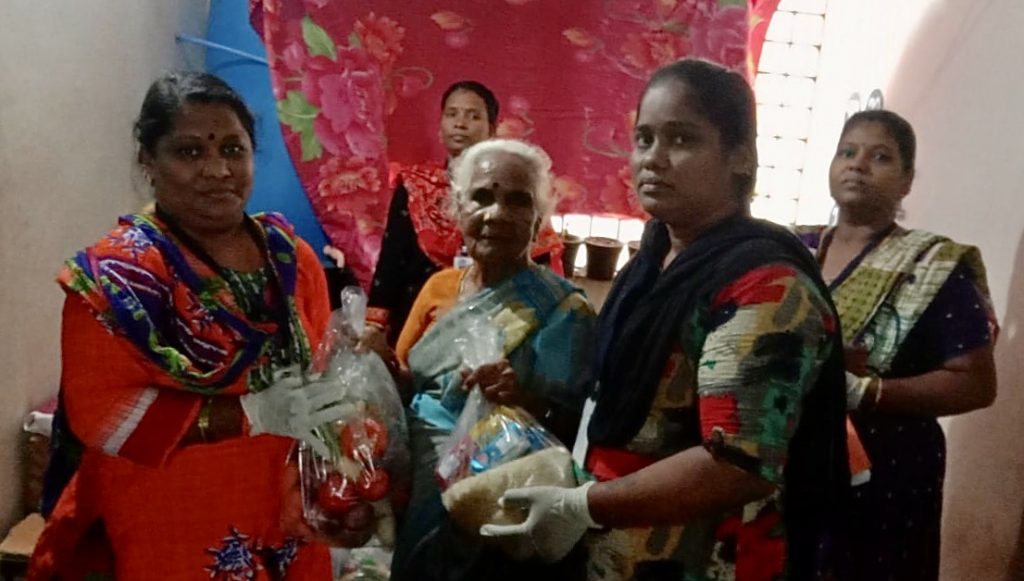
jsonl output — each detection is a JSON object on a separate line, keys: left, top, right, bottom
{"left": 798, "top": 110, "right": 998, "bottom": 580}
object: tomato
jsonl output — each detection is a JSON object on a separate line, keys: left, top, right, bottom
{"left": 341, "top": 417, "right": 389, "bottom": 460}
{"left": 341, "top": 501, "right": 374, "bottom": 530}
{"left": 355, "top": 468, "right": 390, "bottom": 501}
{"left": 317, "top": 473, "right": 360, "bottom": 517}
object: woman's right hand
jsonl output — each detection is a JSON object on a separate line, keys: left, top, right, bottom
{"left": 357, "top": 325, "right": 414, "bottom": 404}
{"left": 843, "top": 343, "right": 875, "bottom": 410}
{"left": 240, "top": 366, "right": 348, "bottom": 456}
{"left": 357, "top": 324, "right": 397, "bottom": 369}
{"left": 463, "top": 359, "right": 526, "bottom": 407}
{"left": 844, "top": 343, "right": 870, "bottom": 376}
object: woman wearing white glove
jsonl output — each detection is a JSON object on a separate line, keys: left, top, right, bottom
{"left": 480, "top": 481, "right": 597, "bottom": 563}
{"left": 482, "top": 59, "right": 850, "bottom": 580}
{"left": 240, "top": 366, "right": 349, "bottom": 458}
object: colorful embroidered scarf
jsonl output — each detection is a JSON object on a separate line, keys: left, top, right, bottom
{"left": 407, "top": 265, "right": 592, "bottom": 425}
{"left": 401, "top": 162, "right": 565, "bottom": 272}
{"left": 57, "top": 212, "right": 313, "bottom": 394}
{"left": 820, "top": 226, "right": 996, "bottom": 374}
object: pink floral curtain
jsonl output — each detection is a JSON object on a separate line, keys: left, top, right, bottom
{"left": 250, "top": 0, "right": 760, "bottom": 285}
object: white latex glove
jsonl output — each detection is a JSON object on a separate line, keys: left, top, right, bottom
{"left": 240, "top": 365, "right": 347, "bottom": 457}
{"left": 845, "top": 371, "right": 870, "bottom": 410}
{"left": 479, "top": 481, "right": 598, "bottom": 562}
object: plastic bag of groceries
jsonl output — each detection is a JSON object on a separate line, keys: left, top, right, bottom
{"left": 297, "top": 287, "right": 409, "bottom": 548}
{"left": 433, "top": 314, "right": 576, "bottom": 559}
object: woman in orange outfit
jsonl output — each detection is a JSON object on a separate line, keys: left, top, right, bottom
{"left": 30, "top": 72, "right": 349, "bottom": 580}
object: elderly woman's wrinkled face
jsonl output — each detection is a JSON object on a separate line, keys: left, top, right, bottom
{"left": 458, "top": 151, "right": 539, "bottom": 267}
{"left": 142, "top": 102, "right": 254, "bottom": 235}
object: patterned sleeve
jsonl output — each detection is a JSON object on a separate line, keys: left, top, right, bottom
{"left": 697, "top": 263, "right": 836, "bottom": 484}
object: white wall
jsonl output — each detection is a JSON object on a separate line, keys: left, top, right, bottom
{"left": 890, "top": 2, "right": 1024, "bottom": 578}
{"left": 808, "top": 0, "right": 1024, "bottom": 578}
{"left": 0, "top": 0, "right": 208, "bottom": 534}
{"left": 796, "top": 0, "right": 938, "bottom": 224}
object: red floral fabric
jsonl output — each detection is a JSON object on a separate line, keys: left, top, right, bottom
{"left": 401, "top": 163, "right": 461, "bottom": 268}
{"left": 250, "top": 0, "right": 769, "bottom": 285}
{"left": 401, "top": 162, "right": 564, "bottom": 270}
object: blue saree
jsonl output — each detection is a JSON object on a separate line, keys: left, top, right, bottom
{"left": 392, "top": 264, "right": 595, "bottom": 580}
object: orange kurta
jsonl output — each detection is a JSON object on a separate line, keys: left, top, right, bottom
{"left": 394, "top": 268, "right": 463, "bottom": 365}
{"left": 30, "top": 236, "right": 333, "bottom": 580}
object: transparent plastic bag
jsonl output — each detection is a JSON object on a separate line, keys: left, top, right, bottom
{"left": 435, "top": 311, "right": 506, "bottom": 489}
{"left": 297, "top": 287, "right": 410, "bottom": 548}
{"left": 433, "top": 314, "right": 576, "bottom": 557}
{"left": 443, "top": 446, "right": 575, "bottom": 559}
{"left": 438, "top": 394, "right": 576, "bottom": 558}
{"left": 451, "top": 309, "right": 503, "bottom": 369}
{"left": 332, "top": 546, "right": 392, "bottom": 580}
{"left": 435, "top": 389, "right": 563, "bottom": 490}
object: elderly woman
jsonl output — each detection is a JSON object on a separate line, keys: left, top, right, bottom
{"left": 374, "top": 138, "right": 595, "bottom": 580}
{"left": 365, "top": 82, "right": 563, "bottom": 346}
{"left": 482, "top": 59, "right": 849, "bottom": 580}
{"left": 31, "top": 72, "right": 344, "bottom": 579}
{"left": 798, "top": 110, "right": 997, "bottom": 580}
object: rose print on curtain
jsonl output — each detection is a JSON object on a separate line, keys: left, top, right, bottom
{"left": 251, "top": 0, "right": 765, "bottom": 282}
{"left": 254, "top": 0, "right": 433, "bottom": 285}
{"left": 748, "top": 0, "right": 782, "bottom": 73}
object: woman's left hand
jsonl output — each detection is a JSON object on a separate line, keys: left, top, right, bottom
{"left": 462, "top": 359, "right": 522, "bottom": 406}
{"left": 480, "top": 481, "right": 597, "bottom": 562}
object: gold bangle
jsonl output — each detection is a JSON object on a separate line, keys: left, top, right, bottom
{"left": 197, "top": 397, "right": 214, "bottom": 443}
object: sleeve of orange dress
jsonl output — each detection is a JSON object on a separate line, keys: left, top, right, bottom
{"left": 294, "top": 238, "right": 333, "bottom": 345}
{"left": 394, "top": 268, "right": 462, "bottom": 365}
{"left": 62, "top": 240, "right": 332, "bottom": 468}
{"left": 61, "top": 294, "right": 203, "bottom": 467}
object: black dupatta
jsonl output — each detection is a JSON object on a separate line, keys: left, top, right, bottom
{"left": 589, "top": 214, "right": 850, "bottom": 580}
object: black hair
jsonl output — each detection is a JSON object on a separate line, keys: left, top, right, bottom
{"left": 640, "top": 59, "right": 758, "bottom": 198}
{"left": 441, "top": 80, "right": 500, "bottom": 126}
{"left": 840, "top": 110, "right": 916, "bottom": 173}
{"left": 134, "top": 71, "right": 256, "bottom": 157}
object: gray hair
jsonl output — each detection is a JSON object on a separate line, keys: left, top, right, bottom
{"left": 449, "top": 138, "right": 557, "bottom": 220}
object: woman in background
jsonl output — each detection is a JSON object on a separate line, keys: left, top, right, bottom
{"left": 801, "top": 109, "right": 997, "bottom": 580}
{"left": 365, "top": 81, "right": 563, "bottom": 346}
